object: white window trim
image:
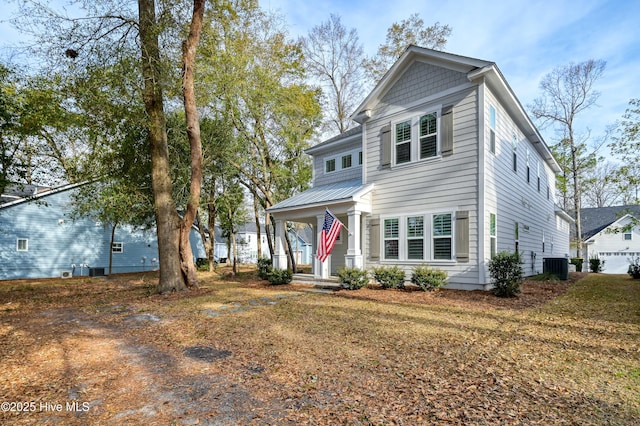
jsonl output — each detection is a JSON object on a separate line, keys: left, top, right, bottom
{"left": 17, "top": 238, "right": 28, "bottom": 252}
{"left": 391, "top": 105, "right": 443, "bottom": 168}
{"left": 112, "top": 242, "right": 124, "bottom": 253}
{"left": 380, "top": 210, "right": 456, "bottom": 263}
{"left": 323, "top": 148, "right": 363, "bottom": 174}
{"left": 489, "top": 213, "right": 497, "bottom": 259}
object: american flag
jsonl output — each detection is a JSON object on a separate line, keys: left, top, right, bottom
{"left": 317, "top": 209, "right": 343, "bottom": 262}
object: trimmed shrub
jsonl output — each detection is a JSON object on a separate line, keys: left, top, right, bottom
{"left": 410, "top": 264, "right": 447, "bottom": 291}
{"left": 337, "top": 266, "right": 369, "bottom": 290}
{"left": 589, "top": 257, "right": 604, "bottom": 273}
{"left": 267, "top": 269, "right": 292, "bottom": 285}
{"left": 257, "top": 257, "right": 273, "bottom": 280}
{"left": 371, "top": 265, "right": 406, "bottom": 289}
{"left": 570, "top": 257, "right": 584, "bottom": 272}
{"left": 196, "top": 259, "right": 210, "bottom": 271}
{"left": 488, "top": 252, "right": 523, "bottom": 297}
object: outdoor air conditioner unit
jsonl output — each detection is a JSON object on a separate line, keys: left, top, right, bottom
{"left": 60, "top": 271, "right": 72, "bottom": 279}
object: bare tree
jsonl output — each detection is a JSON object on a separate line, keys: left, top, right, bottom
{"left": 300, "top": 14, "right": 364, "bottom": 136}
{"left": 582, "top": 161, "right": 624, "bottom": 207}
{"left": 530, "top": 59, "right": 606, "bottom": 258}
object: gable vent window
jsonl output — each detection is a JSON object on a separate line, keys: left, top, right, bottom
{"left": 112, "top": 242, "right": 123, "bottom": 253}
{"left": 624, "top": 231, "right": 632, "bottom": 241}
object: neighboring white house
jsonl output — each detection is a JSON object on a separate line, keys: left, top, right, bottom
{"left": 582, "top": 205, "right": 640, "bottom": 273}
{"left": 235, "top": 222, "right": 313, "bottom": 265}
{"left": 268, "top": 46, "right": 571, "bottom": 290}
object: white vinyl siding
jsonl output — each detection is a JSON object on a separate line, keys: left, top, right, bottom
{"left": 483, "top": 87, "right": 568, "bottom": 276}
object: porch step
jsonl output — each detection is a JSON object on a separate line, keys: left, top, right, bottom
{"left": 292, "top": 273, "right": 341, "bottom": 289}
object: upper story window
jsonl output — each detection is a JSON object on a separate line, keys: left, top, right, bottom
{"left": 624, "top": 231, "right": 633, "bottom": 241}
{"left": 526, "top": 148, "right": 531, "bottom": 183}
{"left": 489, "top": 105, "right": 496, "bottom": 154}
{"left": 17, "top": 238, "right": 28, "bottom": 252}
{"left": 324, "top": 149, "right": 362, "bottom": 174}
{"left": 395, "top": 120, "right": 412, "bottom": 164}
{"left": 341, "top": 154, "right": 352, "bottom": 169}
{"left": 112, "top": 242, "right": 123, "bottom": 253}
{"left": 512, "top": 134, "right": 518, "bottom": 173}
{"left": 325, "top": 159, "right": 336, "bottom": 173}
{"left": 393, "top": 110, "right": 440, "bottom": 166}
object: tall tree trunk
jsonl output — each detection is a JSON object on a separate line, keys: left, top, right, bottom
{"left": 265, "top": 213, "right": 275, "bottom": 261}
{"left": 138, "top": 0, "right": 184, "bottom": 293}
{"left": 253, "top": 190, "right": 262, "bottom": 259}
{"left": 207, "top": 198, "right": 217, "bottom": 270}
{"left": 231, "top": 232, "right": 237, "bottom": 274}
{"left": 571, "top": 135, "right": 583, "bottom": 259}
{"left": 196, "top": 209, "right": 213, "bottom": 270}
{"left": 108, "top": 222, "right": 118, "bottom": 275}
{"left": 178, "top": 0, "right": 206, "bottom": 289}
{"left": 284, "top": 225, "right": 296, "bottom": 273}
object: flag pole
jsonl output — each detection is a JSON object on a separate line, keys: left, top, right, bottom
{"left": 326, "top": 208, "right": 350, "bottom": 233}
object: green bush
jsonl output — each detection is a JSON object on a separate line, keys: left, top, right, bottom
{"left": 488, "top": 252, "right": 523, "bottom": 297}
{"left": 371, "top": 265, "right": 406, "bottom": 289}
{"left": 267, "top": 269, "right": 292, "bottom": 285}
{"left": 410, "top": 264, "right": 447, "bottom": 291}
{"left": 197, "top": 259, "right": 210, "bottom": 271}
{"left": 257, "top": 257, "right": 273, "bottom": 280}
{"left": 570, "top": 257, "right": 584, "bottom": 272}
{"left": 589, "top": 257, "right": 604, "bottom": 273}
{"left": 337, "top": 266, "right": 369, "bottom": 290}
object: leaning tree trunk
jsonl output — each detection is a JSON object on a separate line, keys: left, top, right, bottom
{"left": 138, "top": 0, "right": 184, "bottom": 293}
{"left": 178, "top": 0, "right": 206, "bottom": 289}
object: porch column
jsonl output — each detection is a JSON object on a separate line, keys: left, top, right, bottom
{"left": 314, "top": 214, "right": 330, "bottom": 279}
{"left": 345, "top": 209, "right": 363, "bottom": 269}
{"left": 273, "top": 219, "right": 288, "bottom": 270}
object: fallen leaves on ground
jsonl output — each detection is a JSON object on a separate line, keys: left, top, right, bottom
{"left": 0, "top": 268, "right": 638, "bottom": 425}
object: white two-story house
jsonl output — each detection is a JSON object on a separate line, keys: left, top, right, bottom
{"left": 268, "top": 46, "right": 571, "bottom": 290}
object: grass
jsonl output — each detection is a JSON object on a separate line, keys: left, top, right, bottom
{"left": 0, "top": 269, "right": 638, "bottom": 424}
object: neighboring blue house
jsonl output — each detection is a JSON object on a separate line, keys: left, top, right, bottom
{"left": 0, "top": 182, "right": 205, "bottom": 280}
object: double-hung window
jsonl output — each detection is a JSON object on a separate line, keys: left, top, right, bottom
{"left": 489, "top": 105, "right": 496, "bottom": 154}
{"left": 489, "top": 213, "right": 497, "bottom": 258}
{"left": 395, "top": 120, "right": 412, "bottom": 164}
{"left": 433, "top": 214, "right": 452, "bottom": 260}
{"left": 325, "top": 159, "right": 336, "bottom": 173}
{"left": 342, "top": 154, "right": 352, "bottom": 169}
{"left": 419, "top": 113, "right": 437, "bottom": 159}
{"left": 512, "top": 134, "right": 518, "bottom": 172}
{"left": 17, "top": 238, "right": 28, "bottom": 252}
{"left": 384, "top": 218, "right": 399, "bottom": 259}
{"left": 393, "top": 110, "right": 440, "bottom": 166}
{"left": 407, "top": 216, "right": 425, "bottom": 260}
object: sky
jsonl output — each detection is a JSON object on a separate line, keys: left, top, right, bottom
{"left": 1, "top": 0, "right": 639, "bottom": 149}
{"left": 263, "top": 0, "right": 640, "bottom": 149}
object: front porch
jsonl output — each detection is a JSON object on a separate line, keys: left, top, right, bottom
{"left": 267, "top": 179, "right": 373, "bottom": 279}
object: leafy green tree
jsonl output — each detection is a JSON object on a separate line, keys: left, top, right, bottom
{"left": 0, "top": 64, "right": 27, "bottom": 195}
{"left": 530, "top": 59, "right": 606, "bottom": 258}
{"left": 197, "top": 1, "right": 321, "bottom": 269}
{"left": 363, "top": 14, "right": 451, "bottom": 84}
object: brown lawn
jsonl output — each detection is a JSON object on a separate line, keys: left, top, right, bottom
{"left": 0, "top": 267, "right": 638, "bottom": 425}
